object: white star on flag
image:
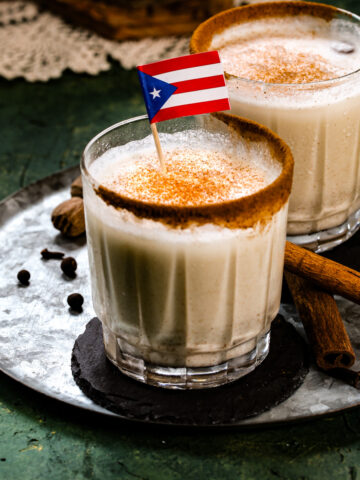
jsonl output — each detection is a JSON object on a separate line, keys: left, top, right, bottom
{"left": 150, "top": 87, "right": 161, "bottom": 99}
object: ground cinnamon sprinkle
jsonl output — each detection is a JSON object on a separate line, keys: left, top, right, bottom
{"left": 220, "top": 39, "right": 343, "bottom": 84}
{"left": 102, "top": 148, "right": 268, "bottom": 207}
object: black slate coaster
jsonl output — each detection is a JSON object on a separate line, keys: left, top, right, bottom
{"left": 71, "top": 316, "right": 309, "bottom": 426}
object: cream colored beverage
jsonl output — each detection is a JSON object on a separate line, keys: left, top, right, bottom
{"left": 191, "top": 2, "right": 360, "bottom": 247}
{"left": 81, "top": 114, "right": 293, "bottom": 389}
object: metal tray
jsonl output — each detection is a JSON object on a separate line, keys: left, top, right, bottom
{"left": 1, "top": 167, "right": 360, "bottom": 426}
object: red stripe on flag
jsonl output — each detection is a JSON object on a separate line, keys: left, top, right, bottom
{"left": 172, "top": 75, "right": 226, "bottom": 94}
{"left": 151, "top": 99, "right": 231, "bottom": 123}
{"left": 138, "top": 51, "right": 220, "bottom": 76}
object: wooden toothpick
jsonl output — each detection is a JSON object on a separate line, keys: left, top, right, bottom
{"left": 150, "top": 123, "right": 166, "bottom": 172}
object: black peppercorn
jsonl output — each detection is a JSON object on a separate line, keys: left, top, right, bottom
{"left": 17, "top": 269, "right": 30, "bottom": 285}
{"left": 67, "top": 293, "right": 84, "bottom": 312}
{"left": 61, "top": 257, "right": 77, "bottom": 278}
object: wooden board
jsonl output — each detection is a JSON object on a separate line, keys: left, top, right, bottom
{"left": 37, "top": 0, "right": 233, "bottom": 39}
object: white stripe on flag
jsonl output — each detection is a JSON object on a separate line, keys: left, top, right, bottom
{"left": 155, "top": 63, "right": 224, "bottom": 84}
{"left": 160, "top": 87, "right": 229, "bottom": 109}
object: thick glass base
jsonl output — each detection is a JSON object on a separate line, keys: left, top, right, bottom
{"left": 287, "top": 207, "right": 360, "bottom": 253}
{"left": 103, "top": 329, "right": 270, "bottom": 390}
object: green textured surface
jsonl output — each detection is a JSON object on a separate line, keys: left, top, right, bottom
{"left": 0, "top": 65, "right": 146, "bottom": 200}
{"left": 1, "top": 1, "right": 360, "bottom": 478}
{"left": 2, "top": 370, "right": 360, "bottom": 480}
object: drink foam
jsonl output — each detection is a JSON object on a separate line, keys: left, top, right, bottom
{"left": 214, "top": 16, "right": 360, "bottom": 84}
{"left": 90, "top": 129, "right": 279, "bottom": 207}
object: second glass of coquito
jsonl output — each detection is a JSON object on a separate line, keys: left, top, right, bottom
{"left": 191, "top": 1, "right": 360, "bottom": 251}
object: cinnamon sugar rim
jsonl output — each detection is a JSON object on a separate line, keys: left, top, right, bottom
{"left": 190, "top": 1, "right": 360, "bottom": 87}
{"left": 81, "top": 113, "right": 293, "bottom": 229}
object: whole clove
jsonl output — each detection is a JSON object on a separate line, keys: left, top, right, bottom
{"left": 61, "top": 257, "right": 77, "bottom": 278}
{"left": 41, "top": 248, "right": 65, "bottom": 260}
{"left": 17, "top": 269, "right": 30, "bottom": 286}
{"left": 67, "top": 293, "right": 84, "bottom": 312}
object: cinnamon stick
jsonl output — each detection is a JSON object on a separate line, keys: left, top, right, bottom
{"left": 285, "top": 241, "right": 360, "bottom": 305}
{"left": 327, "top": 368, "right": 360, "bottom": 389}
{"left": 285, "top": 271, "right": 355, "bottom": 371}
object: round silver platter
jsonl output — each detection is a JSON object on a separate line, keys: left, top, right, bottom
{"left": 1, "top": 167, "right": 360, "bottom": 427}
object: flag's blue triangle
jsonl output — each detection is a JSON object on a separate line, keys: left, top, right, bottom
{"left": 137, "top": 70, "right": 177, "bottom": 122}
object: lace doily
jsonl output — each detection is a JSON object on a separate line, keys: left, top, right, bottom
{"left": 0, "top": 1, "right": 190, "bottom": 82}
{"left": 0, "top": 0, "right": 290, "bottom": 82}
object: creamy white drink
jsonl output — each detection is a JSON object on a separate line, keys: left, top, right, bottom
{"left": 81, "top": 114, "right": 293, "bottom": 388}
{"left": 191, "top": 2, "right": 360, "bottom": 242}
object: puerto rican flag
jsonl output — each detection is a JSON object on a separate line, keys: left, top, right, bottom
{"left": 137, "top": 51, "right": 230, "bottom": 124}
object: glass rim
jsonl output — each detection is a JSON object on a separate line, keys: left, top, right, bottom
{"left": 81, "top": 113, "right": 294, "bottom": 229}
{"left": 190, "top": 0, "right": 360, "bottom": 89}
{"left": 81, "top": 114, "right": 148, "bottom": 181}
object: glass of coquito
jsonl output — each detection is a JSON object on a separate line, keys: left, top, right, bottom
{"left": 81, "top": 113, "right": 293, "bottom": 389}
{"left": 191, "top": 1, "right": 360, "bottom": 252}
